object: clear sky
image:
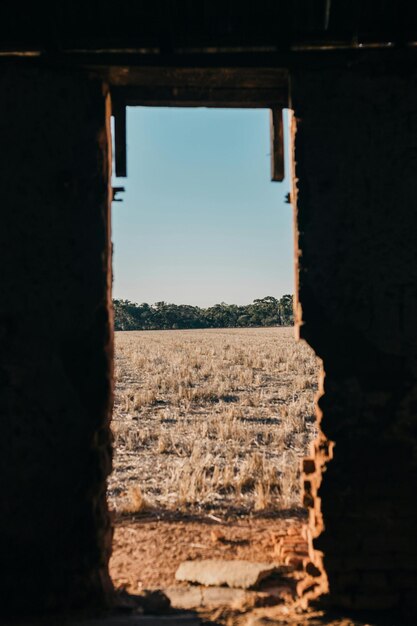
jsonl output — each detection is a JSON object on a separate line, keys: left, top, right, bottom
{"left": 111, "top": 107, "right": 293, "bottom": 307}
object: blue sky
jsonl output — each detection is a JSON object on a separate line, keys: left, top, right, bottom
{"left": 111, "top": 107, "right": 293, "bottom": 307}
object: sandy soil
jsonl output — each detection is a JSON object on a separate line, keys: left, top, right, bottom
{"left": 110, "top": 511, "right": 308, "bottom": 591}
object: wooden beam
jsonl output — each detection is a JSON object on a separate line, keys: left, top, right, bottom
{"left": 270, "top": 108, "right": 284, "bottom": 182}
{"left": 106, "top": 67, "right": 289, "bottom": 88}
{"left": 107, "top": 67, "right": 289, "bottom": 109}
{"left": 113, "top": 99, "right": 127, "bottom": 177}
{"left": 111, "top": 85, "right": 287, "bottom": 109}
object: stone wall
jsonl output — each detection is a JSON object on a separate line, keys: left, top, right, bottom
{"left": 0, "top": 67, "right": 113, "bottom": 614}
{"left": 292, "top": 55, "right": 417, "bottom": 619}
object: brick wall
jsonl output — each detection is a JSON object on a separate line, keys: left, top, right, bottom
{"left": 0, "top": 67, "right": 114, "bottom": 614}
{"left": 292, "top": 54, "right": 417, "bottom": 620}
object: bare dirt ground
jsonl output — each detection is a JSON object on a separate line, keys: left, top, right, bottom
{"left": 110, "top": 513, "right": 307, "bottom": 591}
{"left": 109, "top": 328, "right": 322, "bottom": 623}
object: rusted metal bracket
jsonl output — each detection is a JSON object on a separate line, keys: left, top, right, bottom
{"left": 112, "top": 98, "right": 127, "bottom": 177}
{"left": 270, "top": 107, "right": 284, "bottom": 182}
{"left": 112, "top": 186, "right": 125, "bottom": 202}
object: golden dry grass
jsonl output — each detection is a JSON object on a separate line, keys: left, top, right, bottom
{"left": 108, "top": 327, "right": 320, "bottom": 516}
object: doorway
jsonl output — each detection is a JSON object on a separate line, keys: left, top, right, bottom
{"left": 107, "top": 97, "right": 323, "bottom": 618}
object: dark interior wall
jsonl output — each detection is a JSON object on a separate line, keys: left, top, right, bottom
{"left": 0, "top": 67, "right": 113, "bottom": 613}
{"left": 292, "top": 55, "right": 417, "bottom": 618}
{"left": 3, "top": 47, "right": 417, "bottom": 620}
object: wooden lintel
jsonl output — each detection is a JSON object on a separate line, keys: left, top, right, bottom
{"left": 107, "top": 67, "right": 289, "bottom": 109}
{"left": 111, "top": 85, "right": 287, "bottom": 109}
{"left": 270, "top": 108, "right": 284, "bottom": 182}
{"left": 113, "top": 99, "right": 127, "bottom": 177}
{"left": 106, "top": 67, "right": 289, "bottom": 89}
{"left": 111, "top": 84, "right": 288, "bottom": 109}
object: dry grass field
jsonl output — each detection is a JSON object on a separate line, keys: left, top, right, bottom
{"left": 108, "top": 327, "right": 320, "bottom": 517}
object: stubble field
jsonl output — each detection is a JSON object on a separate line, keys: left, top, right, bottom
{"left": 108, "top": 327, "right": 320, "bottom": 517}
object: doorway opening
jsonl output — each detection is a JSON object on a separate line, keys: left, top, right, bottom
{"left": 107, "top": 104, "right": 324, "bottom": 618}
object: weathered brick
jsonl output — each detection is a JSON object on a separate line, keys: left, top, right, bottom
{"left": 294, "top": 58, "right": 417, "bottom": 621}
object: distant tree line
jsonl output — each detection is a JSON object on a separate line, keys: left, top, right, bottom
{"left": 113, "top": 295, "right": 294, "bottom": 331}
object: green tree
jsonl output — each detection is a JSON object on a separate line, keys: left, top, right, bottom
{"left": 113, "top": 295, "right": 294, "bottom": 331}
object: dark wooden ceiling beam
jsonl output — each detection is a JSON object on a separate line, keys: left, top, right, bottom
{"left": 108, "top": 67, "right": 289, "bottom": 109}
{"left": 110, "top": 86, "right": 288, "bottom": 109}
{"left": 1, "top": 0, "right": 416, "bottom": 51}
{"left": 105, "top": 66, "right": 288, "bottom": 87}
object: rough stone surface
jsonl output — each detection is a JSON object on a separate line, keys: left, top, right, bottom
{"left": 175, "top": 560, "right": 282, "bottom": 589}
{"left": 165, "top": 586, "right": 248, "bottom": 609}
{"left": 292, "top": 53, "right": 417, "bottom": 620}
{"left": 165, "top": 585, "right": 286, "bottom": 610}
{"left": 0, "top": 67, "right": 113, "bottom": 614}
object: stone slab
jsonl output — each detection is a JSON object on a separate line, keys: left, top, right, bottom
{"left": 175, "top": 559, "right": 282, "bottom": 589}
{"left": 165, "top": 585, "right": 286, "bottom": 611}
{"left": 165, "top": 585, "right": 247, "bottom": 609}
